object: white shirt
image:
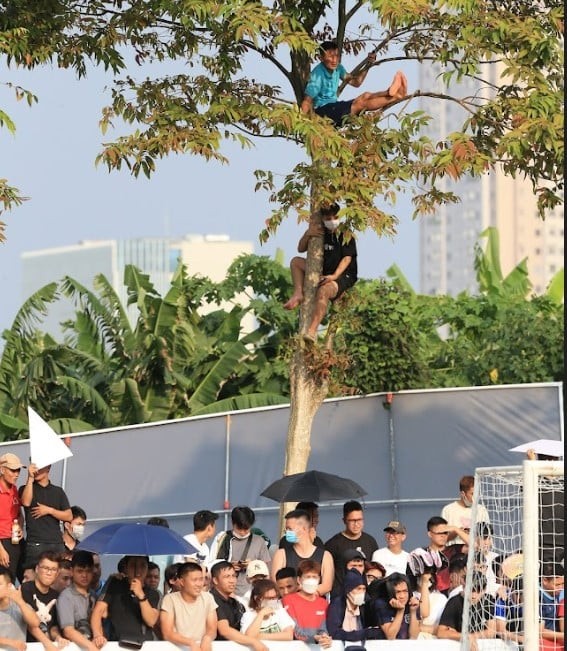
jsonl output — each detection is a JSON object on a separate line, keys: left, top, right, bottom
{"left": 240, "top": 607, "right": 295, "bottom": 634}
{"left": 441, "top": 501, "right": 490, "bottom": 545}
{"left": 173, "top": 533, "right": 212, "bottom": 566}
{"left": 371, "top": 547, "right": 410, "bottom": 575}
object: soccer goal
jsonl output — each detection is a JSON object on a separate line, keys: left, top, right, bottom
{"left": 460, "top": 460, "right": 564, "bottom": 651}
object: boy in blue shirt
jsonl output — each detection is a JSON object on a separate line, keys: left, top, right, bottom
{"left": 301, "top": 40, "right": 407, "bottom": 127}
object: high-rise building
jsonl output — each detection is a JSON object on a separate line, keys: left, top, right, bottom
{"left": 21, "top": 235, "right": 254, "bottom": 334}
{"left": 419, "top": 64, "right": 563, "bottom": 296}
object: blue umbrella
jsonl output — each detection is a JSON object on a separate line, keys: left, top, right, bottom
{"left": 77, "top": 522, "right": 199, "bottom": 556}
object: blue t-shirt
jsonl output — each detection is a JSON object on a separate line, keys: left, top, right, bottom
{"left": 304, "top": 62, "right": 347, "bottom": 108}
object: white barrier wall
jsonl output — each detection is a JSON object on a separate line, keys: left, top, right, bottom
{"left": 26, "top": 640, "right": 518, "bottom": 650}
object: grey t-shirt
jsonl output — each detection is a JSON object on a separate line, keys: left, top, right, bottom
{"left": 0, "top": 601, "right": 27, "bottom": 649}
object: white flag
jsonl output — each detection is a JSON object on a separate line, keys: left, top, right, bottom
{"left": 28, "top": 407, "right": 73, "bottom": 468}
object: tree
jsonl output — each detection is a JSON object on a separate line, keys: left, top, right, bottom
{"left": 0, "top": 257, "right": 293, "bottom": 440}
{"left": 2, "top": 1, "right": 563, "bottom": 475}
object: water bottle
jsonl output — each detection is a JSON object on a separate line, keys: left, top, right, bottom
{"left": 11, "top": 520, "right": 20, "bottom": 544}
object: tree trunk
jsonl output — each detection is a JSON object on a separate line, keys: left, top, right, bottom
{"left": 279, "top": 210, "right": 330, "bottom": 532}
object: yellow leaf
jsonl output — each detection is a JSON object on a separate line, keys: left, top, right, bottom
{"left": 489, "top": 368, "right": 498, "bottom": 383}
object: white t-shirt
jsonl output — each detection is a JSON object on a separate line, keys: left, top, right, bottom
{"left": 371, "top": 547, "right": 410, "bottom": 575}
{"left": 441, "top": 501, "right": 490, "bottom": 545}
{"left": 421, "top": 591, "right": 448, "bottom": 626}
{"left": 240, "top": 607, "right": 295, "bottom": 635}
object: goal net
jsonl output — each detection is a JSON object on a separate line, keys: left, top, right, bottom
{"left": 460, "top": 461, "right": 564, "bottom": 651}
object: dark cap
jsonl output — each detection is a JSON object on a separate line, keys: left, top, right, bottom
{"left": 343, "top": 548, "right": 366, "bottom": 563}
{"left": 384, "top": 520, "right": 406, "bottom": 534}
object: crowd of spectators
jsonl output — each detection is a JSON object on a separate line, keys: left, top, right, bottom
{"left": 0, "top": 452, "right": 563, "bottom": 650}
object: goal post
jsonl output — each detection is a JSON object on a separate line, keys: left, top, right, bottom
{"left": 460, "top": 461, "right": 564, "bottom": 651}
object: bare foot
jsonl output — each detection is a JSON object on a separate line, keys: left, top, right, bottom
{"left": 303, "top": 332, "right": 316, "bottom": 345}
{"left": 284, "top": 294, "right": 303, "bottom": 310}
{"left": 388, "top": 71, "right": 407, "bottom": 99}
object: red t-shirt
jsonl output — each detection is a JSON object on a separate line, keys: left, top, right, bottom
{"left": 0, "top": 483, "right": 21, "bottom": 538}
{"left": 283, "top": 591, "right": 328, "bottom": 640}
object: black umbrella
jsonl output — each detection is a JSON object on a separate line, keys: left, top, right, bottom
{"left": 260, "top": 470, "right": 367, "bottom": 502}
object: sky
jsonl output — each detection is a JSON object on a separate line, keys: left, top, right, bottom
{"left": 1, "top": 53, "right": 421, "bottom": 336}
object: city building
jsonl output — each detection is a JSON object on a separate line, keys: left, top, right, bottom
{"left": 419, "top": 63, "right": 563, "bottom": 296}
{"left": 21, "top": 235, "right": 254, "bottom": 334}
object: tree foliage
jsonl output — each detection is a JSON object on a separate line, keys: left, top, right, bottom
{"left": 1, "top": 0, "right": 563, "bottom": 234}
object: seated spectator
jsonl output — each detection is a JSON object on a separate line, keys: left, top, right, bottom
{"left": 209, "top": 560, "right": 268, "bottom": 651}
{"left": 21, "top": 564, "right": 36, "bottom": 584}
{"left": 326, "top": 568, "right": 381, "bottom": 643}
{"left": 240, "top": 578, "right": 294, "bottom": 641}
{"left": 415, "top": 572, "right": 447, "bottom": 639}
{"left": 211, "top": 506, "right": 271, "bottom": 597}
{"left": 437, "top": 573, "right": 496, "bottom": 646}
{"left": 275, "top": 567, "right": 297, "bottom": 598}
{"left": 62, "top": 506, "right": 87, "bottom": 555}
{"left": 52, "top": 558, "right": 73, "bottom": 594}
{"left": 366, "top": 571, "right": 420, "bottom": 639}
{"left": 539, "top": 562, "right": 564, "bottom": 649}
{"left": 21, "top": 551, "right": 66, "bottom": 647}
{"left": 90, "top": 555, "right": 160, "bottom": 645}
{"left": 343, "top": 548, "right": 366, "bottom": 575}
{"left": 0, "top": 566, "right": 42, "bottom": 650}
{"left": 160, "top": 561, "right": 217, "bottom": 650}
{"left": 364, "top": 561, "right": 386, "bottom": 585}
{"left": 282, "top": 559, "right": 332, "bottom": 648}
{"left": 145, "top": 561, "right": 162, "bottom": 597}
{"left": 238, "top": 560, "right": 269, "bottom": 609}
{"left": 372, "top": 521, "right": 410, "bottom": 576}
{"left": 90, "top": 554, "right": 105, "bottom": 599}
{"left": 494, "top": 575, "right": 524, "bottom": 645}
{"left": 425, "top": 516, "right": 465, "bottom": 595}
{"left": 56, "top": 550, "right": 97, "bottom": 651}
{"left": 447, "top": 553, "right": 467, "bottom": 598}
{"left": 163, "top": 562, "right": 183, "bottom": 595}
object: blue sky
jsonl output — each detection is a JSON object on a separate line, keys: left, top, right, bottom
{"left": 1, "top": 57, "right": 420, "bottom": 335}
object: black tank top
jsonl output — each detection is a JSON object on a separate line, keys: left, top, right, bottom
{"left": 284, "top": 544, "right": 325, "bottom": 570}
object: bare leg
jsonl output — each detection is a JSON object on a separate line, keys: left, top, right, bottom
{"left": 303, "top": 282, "right": 338, "bottom": 342}
{"left": 284, "top": 257, "right": 306, "bottom": 310}
{"left": 351, "top": 71, "right": 408, "bottom": 114}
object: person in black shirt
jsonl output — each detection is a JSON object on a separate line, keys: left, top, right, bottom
{"left": 210, "top": 560, "right": 268, "bottom": 651}
{"left": 284, "top": 202, "right": 358, "bottom": 344}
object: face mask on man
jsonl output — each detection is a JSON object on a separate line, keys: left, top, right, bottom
{"left": 301, "top": 578, "right": 319, "bottom": 594}
{"left": 462, "top": 493, "right": 473, "bottom": 508}
{"left": 349, "top": 591, "right": 366, "bottom": 606}
{"left": 233, "top": 531, "right": 250, "bottom": 540}
{"left": 285, "top": 529, "right": 299, "bottom": 544}
{"left": 72, "top": 524, "right": 85, "bottom": 540}
{"left": 323, "top": 219, "right": 340, "bottom": 231}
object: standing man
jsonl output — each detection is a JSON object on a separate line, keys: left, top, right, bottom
{"left": 283, "top": 203, "right": 358, "bottom": 344}
{"left": 209, "top": 560, "right": 268, "bottom": 651}
{"left": 0, "top": 453, "right": 25, "bottom": 580}
{"left": 271, "top": 509, "right": 334, "bottom": 596}
{"left": 372, "top": 521, "right": 410, "bottom": 576}
{"left": 181, "top": 510, "right": 218, "bottom": 567}
{"left": 19, "top": 463, "right": 72, "bottom": 569}
{"left": 62, "top": 506, "right": 87, "bottom": 555}
{"left": 441, "top": 475, "right": 489, "bottom": 546}
{"left": 325, "top": 500, "right": 378, "bottom": 597}
{"left": 211, "top": 506, "right": 271, "bottom": 598}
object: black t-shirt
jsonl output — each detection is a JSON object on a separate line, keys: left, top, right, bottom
{"left": 210, "top": 588, "right": 245, "bottom": 641}
{"left": 439, "top": 593, "right": 494, "bottom": 633}
{"left": 21, "top": 580, "right": 60, "bottom": 642}
{"left": 325, "top": 531, "right": 379, "bottom": 596}
{"left": 101, "top": 576, "right": 160, "bottom": 642}
{"left": 322, "top": 230, "right": 357, "bottom": 279}
{"left": 20, "top": 482, "right": 70, "bottom": 543}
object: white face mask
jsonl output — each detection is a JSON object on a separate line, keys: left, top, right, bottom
{"left": 323, "top": 219, "right": 340, "bottom": 231}
{"left": 72, "top": 524, "right": 85, "bottom": 540}
{"left": 301, "top": 577, "right": 319, "bottom": 594}
{"left": 462, "top": 494, "right": 473, "bottom": 508}
{"left": 261, "top": 599, "right": 279, "bottom": 610}
{"left": 232, "top": 531, "right": 250, "bottom": 540}
{"left": 350, "top": 591, "right": 366, "bottom": 606}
